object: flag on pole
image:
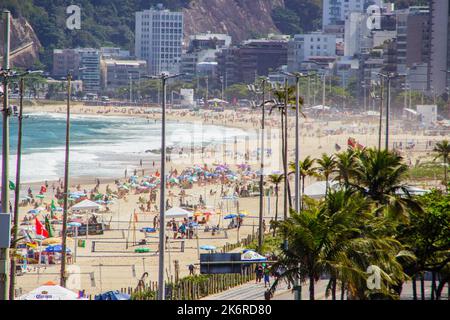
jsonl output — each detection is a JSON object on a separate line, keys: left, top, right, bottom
{"left": 35, "top": 217, "right": 49, "bottom": 238}
{"left": 50, "top": 199, "right": 57, "bottom": 218}
{"left": 44, "top": 215, "right": 54, "bottom": 238}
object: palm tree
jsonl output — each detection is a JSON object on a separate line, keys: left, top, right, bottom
{"left": 316, "top": 153, "right": 337, "bottom": 196}
{"left": 350, "top": 148, "right": 422, "bottom": 221}
{"left": 290, "top": 156, "right": 317, "bottom": 209}
{"left": 335, "top": 149, "right": 357, "bottom": 188}
{"left": 433, "top": 140, "right": 450, "bottom": 190}
{"left": 268, "top": 174, "right": 284, "bottom": 236}
{"left": 270, "top": 196, "right": 411, "bottom": 300}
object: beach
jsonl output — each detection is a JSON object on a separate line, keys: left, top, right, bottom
{"left": 11, "top": 102, "right": 447, "bottom": 296}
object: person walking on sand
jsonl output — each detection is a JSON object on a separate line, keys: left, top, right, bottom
{"left": 255, "top": 264, "right": 263, "bottom": 283}
{"left": 263, "top": 265, "right": 271, "bottom": 288}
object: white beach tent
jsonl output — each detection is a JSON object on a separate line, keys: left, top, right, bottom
{"left": 19, "top": 284, "right": 80, "bottom": 300}
{"left": 303, "top": 181, "right": 339, "bottom": 199}
{"left": 70, "top": 199, "right": 102, "bottom": 212}
{"left": 311, "top": 105, "right": 331, "bottom": 111}
{"left": 165, "top": 207, "right": 193, "bottom": 219}
{"left": 396, "top": 186, "right": 430, "bottom": 197}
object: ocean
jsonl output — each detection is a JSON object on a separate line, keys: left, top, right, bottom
{"left": 0, "top": 112, "right": 251, "bottom": 183}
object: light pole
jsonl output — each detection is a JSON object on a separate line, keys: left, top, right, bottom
{"left": 282, "top": 71, "right": 314, "bottom": 214}
{"left": 0, "top": 10, "right": 11, "bottom": 301}
{"left": 145, "top": 72, "right": 183, "bottom": 301}
{"left": 361, "top": 82, "right": 368, "bottom": 113}
{"left": 60, "top": 67, "right": 86, "bottom": 287}
{"left": 8, "top": 70, "right": 42, "bottom": 299}
{"left": 129, "top": 74, "right": 133, "bottom": 104}
{"left": 220, "top": 76, "right": 224, "bottom": 101}
{"left": 248, "top": 78, "right": 272, "bottom": 253}
{"left": 377, "top": 72, "right": 399, "bottom": 151}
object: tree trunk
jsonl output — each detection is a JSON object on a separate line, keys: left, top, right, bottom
{"left": 420, "top": 275, "right": 425, "bottom": 300}
{"left": 301, "top": 176, "right": 306, "bottom": 210}
{"left": 435, "top": 279, "right": 448, "bottom": 301}
{"left": 444, "top": 157, "right": 448, "bottom": 191}
{"left": 341, "top": 282, "right": 345, "bottom": 300}
{"left": 431, "top": 272, "right": 436, "bottom": 300}
{"left": 331, "top": 277, "right": 336, "bottom": 300}
{"left": 412, "top": 276, "right": 417, "bottom": 300}
{"left": 309, "top": 274, "right": 315, "bottom": 300}
{"left": 273, "top": 189, "right": 279, "bottom": 237}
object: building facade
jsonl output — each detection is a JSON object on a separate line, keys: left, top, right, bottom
{"left": 323, "top": 0, "right": 383, "bottom": 28}
{"left": 101, "top": 59, "right": 147, "bottom": 91}
{"left": 52, "top": 49, "right": 81, "bottom": 78}
{"left": 78, "top": 49, "right": 101, "bottom": 93}
{"left": 429, "top": 0, "right": 450, "bottom": 95}
{"left": 288, "top": 33, "right": 337, "bottom": 73}
{"left": 135, "top": 6, "right": 184, "bottom": 75}
{"left": 217, "top": 39, "right": 288, "bottom": 85}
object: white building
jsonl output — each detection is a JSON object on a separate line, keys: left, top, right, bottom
{"left": 344, "top": 12, "right": 372, "bottom": 57}
{"left": 323, "top": 0, "right": 384, "bottom": 28}
{"left": 135, "top": 6, "right": 184, "bottom": 75}
{"left": 416, "top": 105, "right": 438, "bottom": 126}
{"left": 288, "top": 33, "right": 336, "bottom": 72}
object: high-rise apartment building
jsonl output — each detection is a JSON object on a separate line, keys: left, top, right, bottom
{"left": 323, "top": 0, "right": 383, "bottom": 28}
{"left": 135, "top": 6, "right": 184, "bottom": 75}
{"left": 217, "top": 39, "right": 288, "bottom": 85}
{"left": 429, "top": 0, "right": 450, "bottom": 95}
{"left": 79, "top": 49, "right": 101, "bottom": 93}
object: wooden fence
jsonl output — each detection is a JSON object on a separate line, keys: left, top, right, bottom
{"left": 128, "top": 268, "right": 255, "bottom": 300}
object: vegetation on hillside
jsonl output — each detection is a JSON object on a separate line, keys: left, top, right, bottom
{"left": 1, "top": 0, "right": 192, "bottom": 70}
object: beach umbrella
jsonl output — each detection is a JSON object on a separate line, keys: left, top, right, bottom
{"left": 241, "top": 250, "right": 267, "bottom": 262}
{"left": 95, "top": 291, "right": 130, "bottom": 301}
{"left": 224, "top": 214, "right": 237, "bottom": 220}
{"left": 222, "top": 195, "right": 238, "bottom": 200}
{"left": 35, "top": 194, "right": 45, "bottom": 200}
{"left": 19, "top": 284, "right": 80, "bottom": 300}
{"left": 200, "top": 245, "right": 216, "bottom": 251}
{"left": 27, "top": 209, "right": 41, "bottom": 215}
{"left": 68, "top": 222, "right": 82, "bottom": 228}
{"left": 44, "top": 245, "right": 71, "bottom": 253}
{"left": 94, "top": 194, "right": 104, "bottom": 200}
{"left": 194, "top": 211, "right": 203, "bottom": 217}
{"left": 169, "top": 177, "right": 179, "bottom": 184}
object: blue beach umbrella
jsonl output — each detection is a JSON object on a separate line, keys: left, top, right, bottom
{"left": 44, "top": 245, "right": 71, "bottom": 253}
{"left": 200, "top": 245, "right": 216, "bottom": 251}
{"left": 224, "top": 214, "right": 237, "bottom": 220}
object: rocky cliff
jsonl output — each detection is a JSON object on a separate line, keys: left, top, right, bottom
{"left": 183, "top": 0, "right": 284, "bottom": 43}
{"left": 0, "top": 16, "right": 41, "bottom": 69}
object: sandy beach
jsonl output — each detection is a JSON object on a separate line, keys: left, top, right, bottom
{"left": 12, "top": 101, "right": 447, "bottom": 296}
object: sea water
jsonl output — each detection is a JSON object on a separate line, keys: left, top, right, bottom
{"left": 0, "top": 112, "right": 251, "bottom": 183}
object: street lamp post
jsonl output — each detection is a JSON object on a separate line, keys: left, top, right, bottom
{"left": 248, "top": 78, "right": 271, "bottom": 253}
{"left": 377, "top": 73, "right": 399, "bottom": 151}
{"left": 0, "top": 10, "right": 11, "bottom": 301}
{"left": 8, "top": 70, "right": 42, "bottom": 299}
{"left": 145, "top": 72, "right": 183, "bottom": 301}
{"left": 60, "top": 72, "right": 72, "bottom": 287}
{"left": 60, "top": 67, "right": 86, "bottom": 287}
